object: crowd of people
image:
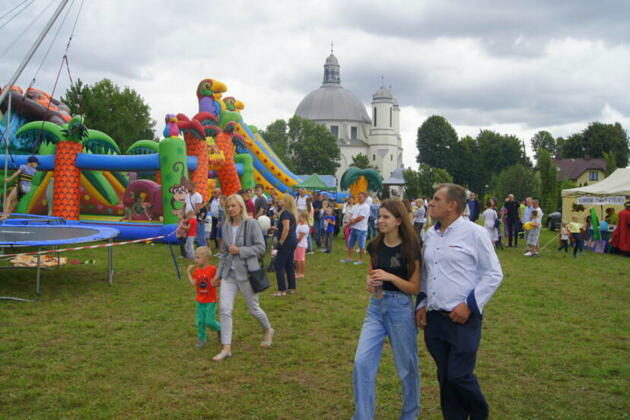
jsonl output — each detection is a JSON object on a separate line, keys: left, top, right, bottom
{"left": 179, "top": 180, "right": 628, "bottom": 418}
{"left": 180, "top": 182, "right": 506, "bottom": 419}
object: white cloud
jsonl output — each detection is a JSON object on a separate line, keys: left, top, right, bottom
{"left": 1, "top": 0, "right": 628, "bottom": 175}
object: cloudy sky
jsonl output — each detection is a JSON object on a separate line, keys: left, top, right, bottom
{"left": 2, "top": 0, "right": 629, "bottom": 168}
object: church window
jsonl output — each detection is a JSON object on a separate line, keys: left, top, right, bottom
{"left": 373, "top": 107, "right": 377, "bottom": 127}
{"left": 351, "top": 126, "right": 357, "bottom": 139}
{"left": 389, "top": 107, "right": 392, "bottom": 127}
{"left": 391, "top": 154, "right": 393, "bottom": 161}
{"left": 330, "top": 125, "right": 338, "bottom": 138}
{"left": 372, "top": 154, "right": 376, "bottom": 161}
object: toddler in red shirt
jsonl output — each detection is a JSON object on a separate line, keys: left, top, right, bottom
{"left": 186, "top": 246, "right": 220, "bottom": 348}
{"left": 184, "top": 210, "right": 198, "bottom": 259}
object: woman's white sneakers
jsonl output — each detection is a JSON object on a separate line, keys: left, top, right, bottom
{"left": 261, "top": 328, "right": 275, "bottom": 348}
{"left": 212, "top": 350, "right": 232, "bottom": 361}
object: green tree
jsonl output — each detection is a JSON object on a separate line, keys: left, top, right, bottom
{"left": 560, "top": 122, "right": 629, "bottom": 167}
{"left": 530, "top": 130, "right": 556, "bottom": 161}
{"left": 492, "top": 164, "right": 539, "bottom": 203}
{"left": 582, "top": 122, "right": 628, "bottom": 168}
{"left": 288, "top": 116, "right": 340, "bottom": 175}
{"left": 537, "top": 149, "right": 558, "bottom": 216}
{"left": 451, "top": 135, "right": 484, "bottom": 194}
{"left": 603, "top": 150, "right": 617, "bottom": 176}
{"left": 62, "top": 79, "right": 156, "bottom": 152}
{"left": 404, "top": 164, "right": 453, "bottom": 199}
{"left": 416, "top": 115, "right": 458, "bottom": 173}
{"left": 559, "top": 133, "right": 585, "bottom": 159}
{"left": 260, "top": 119, "right": 293, "bottom": 170}
{"left": 477, "top": 130, "right": 529, "bottom": 173}
{"left": 351, "top": 153, "right": 377, "bottom": 170}
{"left": 403, "top": 168, "right": 422, "bottom": 199}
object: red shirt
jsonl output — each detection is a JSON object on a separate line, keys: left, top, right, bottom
{"left": 246, "top": 199, "right": 255, "bottom": 216}
{"left": 194, "top": 265, "right": 217, "bottom": 303}
{"left": 187, "top": 218, "right": 198, "bottom": 237}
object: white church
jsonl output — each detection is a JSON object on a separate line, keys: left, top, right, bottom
{"left": 294, "top": 51, "right": 404, "bottom": 184}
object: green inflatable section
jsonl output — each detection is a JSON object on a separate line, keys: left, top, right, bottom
{"left": 159, "top": 136, "right": 189, "bottom": 225}
{"left": 235, "top": 153, "right": 254, "bottom": 190}
{"left": 84, "top": 171, "right": 119, "bottom": 205}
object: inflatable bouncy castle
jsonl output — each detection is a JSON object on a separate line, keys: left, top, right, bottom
{"left": 0, "top": 80, "right": 306, "bottom": 240}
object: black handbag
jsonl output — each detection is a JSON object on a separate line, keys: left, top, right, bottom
{"left": 244, "top": 220, "right": 270, "bottom": 293}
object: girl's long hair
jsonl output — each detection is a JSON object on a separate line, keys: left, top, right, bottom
{"left": 368, "top": 199, "right": 420, "bottom": 277}
{"left": 280, "top": 193, "right": 298, "bottom": 220}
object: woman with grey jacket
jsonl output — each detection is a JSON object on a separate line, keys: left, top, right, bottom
{"left": 211, "top": 194, "right": 274, "bottom": 361}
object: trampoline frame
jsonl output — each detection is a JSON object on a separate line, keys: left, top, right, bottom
{"left": 0, "top": 226, "right": 118, "bottom": 302}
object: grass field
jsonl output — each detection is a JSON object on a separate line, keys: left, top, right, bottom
{"left": 1, "top": 230, "right": 629, "bottom": 419}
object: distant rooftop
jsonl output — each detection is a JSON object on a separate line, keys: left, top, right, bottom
{"left": 553, "top": 158, "right": 606, "bottom": 181}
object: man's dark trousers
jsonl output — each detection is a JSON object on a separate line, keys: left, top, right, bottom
{"left": 506, "top": 218, "right": 519, "bottom": 247}
{"left": 424, "top": 311, "right": 489, "bottom": 420}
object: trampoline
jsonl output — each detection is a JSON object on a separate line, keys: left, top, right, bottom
{"left": 0, "top": 225, "right": 119, "bottom": 301}
{"left": 0, "top": 213, "right": 66, "bottom": 225}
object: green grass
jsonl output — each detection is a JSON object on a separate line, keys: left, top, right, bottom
{"left": 1, "top": 230, "right": 629, "bottom": 419}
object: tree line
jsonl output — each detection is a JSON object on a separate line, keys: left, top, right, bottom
{"left": 406, "top": 115, "right": 629, "bottom": 217}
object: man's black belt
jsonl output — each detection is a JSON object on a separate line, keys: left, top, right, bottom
{"left": 430, "top": 310, "right": 452, "bottom": 318}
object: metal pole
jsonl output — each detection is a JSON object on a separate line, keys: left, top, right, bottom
{"left": 107, "top": 239, "right": 113, "bottom": 285}
{"left": 2, "top": 93, "right": 11, "bottom": 207}
{"left": 36, "top": 248, "right": 41, "bottom": 296}
{"left": 0, "top": 0, "right": 70, "bottom": 107}
{"left": 167, "top": 240, "right": 181, "bottom": 280}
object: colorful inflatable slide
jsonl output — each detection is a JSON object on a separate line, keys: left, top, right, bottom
{"left": 0, "top": 80, "right": 303, "bottom": 240}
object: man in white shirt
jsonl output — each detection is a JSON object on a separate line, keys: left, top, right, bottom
{"left": 413, "top": 199, "right": 426, "bottom": 243}
{"left": 185, "top": 184, "right": 204, "bottom": 246}
{"left": 296, "top": 188, "right": 308, "bottom": 211}
{"left": 208, "top": 188, "right": 221, "bottom": 248}
{"left": 415, "top": 183, "right": 503, "bottom": 420}
{"left": 340, "top": 192, "right": 371, "bottom": 265}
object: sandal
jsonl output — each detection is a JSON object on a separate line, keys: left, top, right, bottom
{"left": 212, "top": 350, "right": 232, "bottom": 361}
{"left": 272, "top": 291, "right": 287, "bottom": 297}
{"left": 261, "top": 328, "right": 275, "bottom": 348}
{"left": 287, "top": 289, "right": 296, "bottom": 295}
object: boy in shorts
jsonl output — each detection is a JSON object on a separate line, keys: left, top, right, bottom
{"left": 1, "top": 156, "right": 39, "bottom": 220}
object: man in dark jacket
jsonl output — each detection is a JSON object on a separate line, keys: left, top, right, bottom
{"left": 467, "top": 192, "right": 480, "bottom": 222}
{"left": 504, "top": 194, "right": 520, "bottom": 247}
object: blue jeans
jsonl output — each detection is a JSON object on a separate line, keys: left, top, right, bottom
{"left": 352, "top": 292, "right": 419, "bottom": 420}
{"left": 196, "top": 221, "right": 206, "bottom": 247}
{"left": 313, "top": 218, "right": 322, "bottom": 247}
{"left": 348, "top": 228, "right": 367, "bottom": 250}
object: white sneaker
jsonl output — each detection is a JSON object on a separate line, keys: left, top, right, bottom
{"left": 524, "top": 251, "right": 532, "bottom": 257}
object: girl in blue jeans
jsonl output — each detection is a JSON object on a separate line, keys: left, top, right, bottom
{"left": 352, "top": 199, "right": 422, "bottom": 420}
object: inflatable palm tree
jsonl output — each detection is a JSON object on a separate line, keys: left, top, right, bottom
{"left": 16, "top": 115, "right": 119, "bottom": 220}
{"left": 340, "top": 167, "right": 383, "bottom": 200}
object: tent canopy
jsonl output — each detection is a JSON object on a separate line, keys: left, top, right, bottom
{"left": 561, "top": 167, "right": 630, "bottom": 197}
{"left": 294, "top": 174, "right": 336, "bottom": 192}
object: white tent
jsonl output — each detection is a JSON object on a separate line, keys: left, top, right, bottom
{"left": 561, "top": 167, "right": 630, "bottom": 222}
{"left": 562, "top": 167, "right": 630, "bottom": 197}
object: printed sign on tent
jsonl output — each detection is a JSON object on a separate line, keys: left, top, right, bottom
{"left": 576, "top": 196, "right": 626, "bottom": 205}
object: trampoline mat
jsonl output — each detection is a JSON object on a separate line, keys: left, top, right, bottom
{"left": 0, "top": 226, "right": 119, "bottom": 247}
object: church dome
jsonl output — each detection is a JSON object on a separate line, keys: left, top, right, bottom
{"left": 295, "top": 85, "right": 371, "bottom": 123}
{"left": 325, "top": 53, "right": 339, "bottom": 65}
{"left": 295, "top": 51, "right": 371, "bottom": 123}
{"left": 372, "top": 85, "right": 393, "bottom": 101}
